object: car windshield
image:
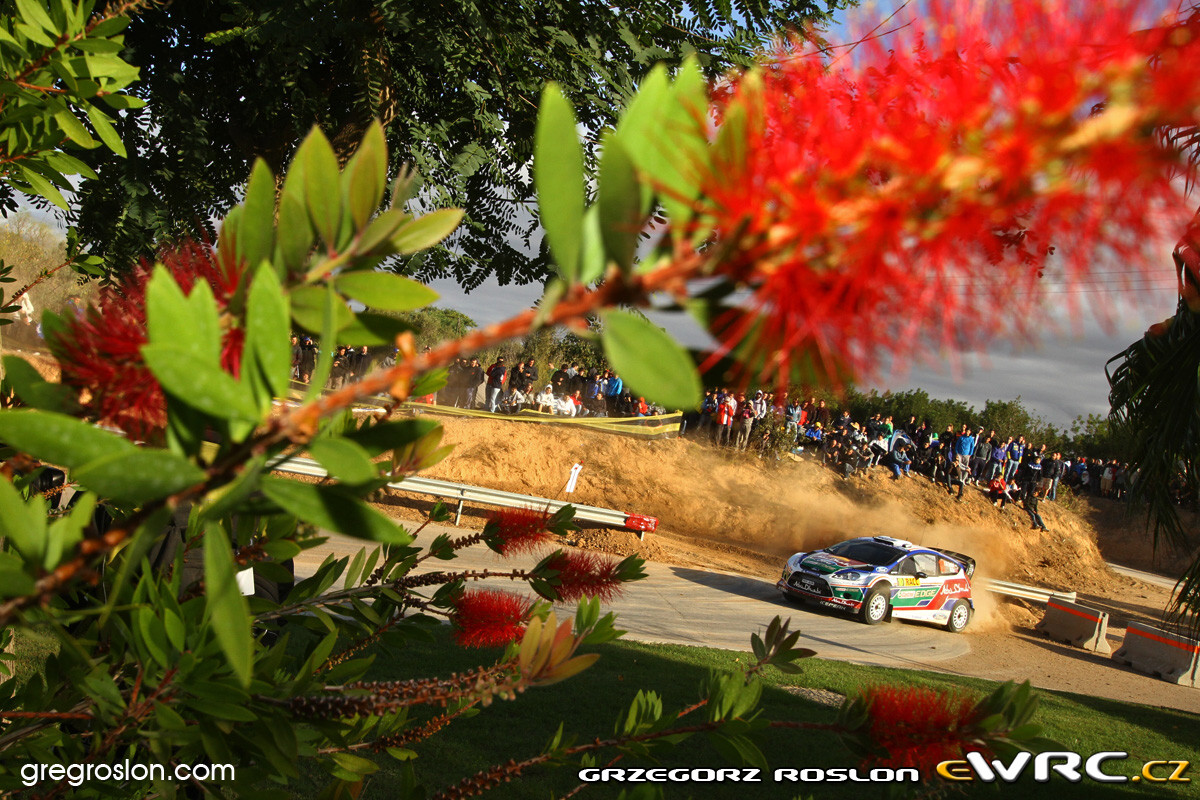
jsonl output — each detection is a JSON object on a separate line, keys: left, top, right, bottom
{"left": 825, "top": 540, "right": 904, "bottom": 566}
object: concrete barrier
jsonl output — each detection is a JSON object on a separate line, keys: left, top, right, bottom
{"left": 1035, "top": 598, "right": 1112, "bottom": 654}
{"left": 1112, "top": 622, "right": 1200, "bottom": 687}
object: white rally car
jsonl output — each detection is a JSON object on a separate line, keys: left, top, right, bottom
{"left": 777, "top": 536, "right": 975, "bottom": 632}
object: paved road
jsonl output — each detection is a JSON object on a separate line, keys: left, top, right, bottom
{"left": 294, "top": 525, "right": 970, "bottom": 669}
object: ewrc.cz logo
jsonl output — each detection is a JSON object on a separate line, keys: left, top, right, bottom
{"left": 937, "top": 752, "right": 1191, "bottom": 783}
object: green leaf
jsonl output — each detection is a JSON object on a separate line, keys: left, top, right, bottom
{"left": 344, "top": 120, "right": 387, "bottom": 230}
{"left": 534, "top": 84, "right": 584, "bottom": 281}
{"left": 0, "top": 409, "right": 134, "bottom": 468}
{"left": 335, "top": 311, "right": 413, "bottom": 347}
{"left": 296, "top": 127, "right": 342, "bottom": 245}
{"left": 85, "top": 103, "right": 125, "bottom": 157}
{"left": 601, "top": 310, "right": 701, "bottom": 410}
{"left": 142, "top": 345, "right": 260, "bottom": 422}
{"left": 16, "top": 166, "right": 68, "bottom": 210}
{"left": 0, "top": 477, "right": 45, "bottom": 562}
{"left": 204, "top": 521, "right": 254, "bottom": 689}
{"left": 1, "top": 355, "right": 76, "bottom": 412}
{"left": 356, "top": 207, "right": 410, "bottom": 255}
{"left": 53, "top": 108, "right": 97, "bottom": 148}
{"left": 72, "top": 449, "right": 206, "bottom": 504}
{"left": 303, "top": 285, "right": 338, "bottom": 403}
{"left": 344, "top": 418, "right": 439, "bottom": 457}
{"left": 628, "top": 58, "right": 708, "bottom": 231}
{"left": 260, "top": 477, "right": 412, "bottom": 544}
{"left": 16, "top": 0, "right": 57, "bottom": 33}
{"left": 244, "top": 264, "right": 292, "bottom": 400}
{"left": 309, "top": 438, "right": 379, "bottom": 485}
{"left": 276, "top": 167, "right": 314, "bottom": 273}
{"left": 0, "top": 567, "right": 35, "bottom": 598}
{"left": 290, "top": 285, "right": 354, "bottom": 334}
{"left": 391, "top": 208, "right": 464, "bottom": 255}
{"left": 43, "top": 494, "right": 95, "bottom": 571}
{"left": 335, "top": 272, "right": 438, "bottom": 311}
{"left": 578, "top": 205, "right": 606, "bottom": 286}
{"left": 332, "top": 752, "right": 380, "bottom": 779}
{"left": 238, "top": 159, "right": 277, "bottom": 269}
{"left": 597, "top": 132, "right": 641, "bottom": 273}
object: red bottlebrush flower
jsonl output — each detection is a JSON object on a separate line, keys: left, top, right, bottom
{"left": 50, "top": 240, "right": 247, "bottom": 438}
{"left": 484, "top": 506, "right": 553, "bottom": 555}
{"left": 539, "top": 551, "right": 626, "bottom": 603}
{"left": 861, "top": 685, "right": 980, "bottom": 774}
{"left": 696, "top": 0, "right": 1200, "bottom": 389}
{"left": 449, "top": 589, "right": 534, "bottom": 648}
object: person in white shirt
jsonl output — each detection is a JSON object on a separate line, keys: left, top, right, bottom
{"left": 535, "top": 385, "right": 556, "bottom": 413}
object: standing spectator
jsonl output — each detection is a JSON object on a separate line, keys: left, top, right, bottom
{"left": 697, "top": 391, "right": 717, "bottom": 436}
{"left": 1004, "top": 436, "right": 1025, "bottom": 482}
{"left": 299, "top": 337, "right": 317, "bottom": 383}
{"left": 485, "top": 357, "right": 508, "bottom": 413}
{"left": 604, "top": 372, "right": 623, "bottom": 415}
{"left": 734, "top": 395, "right": 755, "bottom": 450}
{"left": 290, "top": 334, "right": 302, "bottom": 380}
{"left": 814, "top": 399, "right": 832, "bottom": 429}
{"left": 1042, "top": 452, "right": 1062, "bottom": 499}
{"left": 446, "top": 357, "right": 467, "bottom": 406}
{"left": 1020, "top": 452, "right": 1044, "bottom": 499}
{"left": 716, "top": 394, "right": 736, "bottom": 446}
{"left": 1100, "top": 460, "right": 1116, "bottom": 497}
{"left": 1023, "top": 482, "right": 1048, "bottom": 531}
{"left": 551, "top": 362, "right": 569, "bottom": 393}
{"left": 464, "top": 357, "right": 485, "bottom": 409}
{"left": 971, "top": 428, "right": 991, "bottom": 482}
{"left": 949, "top": 426, "right": 975, "bottom": 499}
{"left": 520, "top": 359, "right": 539, "bottom": 387}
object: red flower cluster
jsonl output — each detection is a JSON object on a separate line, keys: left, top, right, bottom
{"left": 50, "top": 241, "right": 246, "bottom": 439}
{"left": 484, "top": 506, "right": 553, "bottom": 555}
{"left": 861, "top": 685, "right": 979, "bottom": 773}
{"left": 541, "top": 551, "right": 625, "bottom": 603}
{"left": 449, "top": 589, "right": 534, "bottom": 648}
{"left": 699, "top": 0, "right": 1200, "bottom": 387}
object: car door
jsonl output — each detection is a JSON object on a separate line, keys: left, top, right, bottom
{"left": 888, "top": 553, "right": 943, "bottom": 620}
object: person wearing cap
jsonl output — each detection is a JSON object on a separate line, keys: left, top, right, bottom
{"left": 485, "top": 356, "right": 508, "bottom": 413}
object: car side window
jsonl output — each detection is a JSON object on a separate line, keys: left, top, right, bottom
{"left": 894, "top": 558, "right": 918, "bottom": 576}
{"left": 912, "top": 553, "right": 938, "bottom": 576}
{"left": 937, "top": 557, "right": 960, "bottom": 575}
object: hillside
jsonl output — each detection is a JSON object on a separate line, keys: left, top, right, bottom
{"left": 382, "top": 413, "right": 1199, "bottom": 632}
{"left": 11, "top": 346, "right": 1193, "bottom": 625}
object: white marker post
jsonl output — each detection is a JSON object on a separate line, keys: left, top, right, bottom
{"left": 565, "top": 461, "right": 584, "bottom": 494}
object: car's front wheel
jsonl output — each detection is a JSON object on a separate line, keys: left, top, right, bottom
{"left": 860, "top": 586, "right": 890, "bottom": 625}
{"left": 945, "top": 599, "right": 971, "bottom": 633}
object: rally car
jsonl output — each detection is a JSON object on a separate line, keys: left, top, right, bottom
{"left": 777, "top": 536, "right": 975, "bottom": 632}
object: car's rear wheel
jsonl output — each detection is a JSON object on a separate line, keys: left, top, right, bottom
{"left": 860, "top": 586, "right": 890, "bottom": 625}
{"left": 945, "top": 600, "right": 971, "bottom": 633}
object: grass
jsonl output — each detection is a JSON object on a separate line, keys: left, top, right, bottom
{"left": 296, "top": 628, "right": 1200, "bottom": 800}
{"left": 9, "top": 624, "right": 1197, "bottom": 799}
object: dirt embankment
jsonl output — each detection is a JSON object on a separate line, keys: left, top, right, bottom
{"left": 378, "top": 413, "right": 1195, "bottom": 633}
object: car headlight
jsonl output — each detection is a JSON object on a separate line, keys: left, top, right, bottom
{"left": 839, "top": 571, "right": 867, "bottom": 583}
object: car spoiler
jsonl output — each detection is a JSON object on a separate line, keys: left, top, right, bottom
{"left": 936, "top": 548, "right": 976, "bottom": 578}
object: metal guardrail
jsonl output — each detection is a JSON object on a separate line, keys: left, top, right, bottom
{"left": 271, "top": 456, "right": 658, "bottom": 535}
{"left": 981, "top": 578, "right": 1076, "bottom": 604}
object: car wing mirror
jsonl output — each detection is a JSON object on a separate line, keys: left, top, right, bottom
{"left": 915, "top": 571, "right": 928, "bottom": 579}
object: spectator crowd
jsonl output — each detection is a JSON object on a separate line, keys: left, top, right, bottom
{"left": 438, "top": 357, "right": 662, "bottom": 418}
{"left": 690, "top": 390, "right": 1140, "bottom": 533}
